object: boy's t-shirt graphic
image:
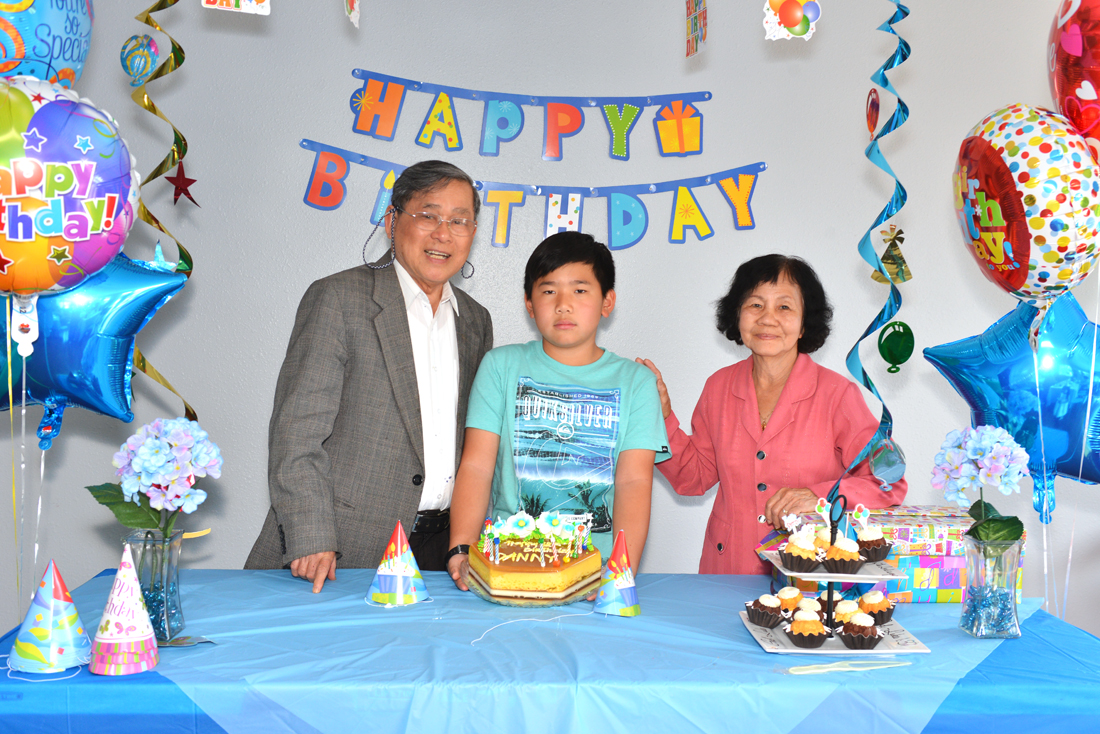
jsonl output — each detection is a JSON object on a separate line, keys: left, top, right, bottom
{"left": 466, "top": 340, "right": 669, "bottom": 557}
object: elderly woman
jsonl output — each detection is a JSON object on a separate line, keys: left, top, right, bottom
{"left": 641, "top": 254, "right": 907, "bottom": 575}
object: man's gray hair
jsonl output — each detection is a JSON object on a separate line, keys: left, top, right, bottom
{"left": 391, "top": 160, "right": 480, "bottom": 220}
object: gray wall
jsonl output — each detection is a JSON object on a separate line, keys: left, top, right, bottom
{"left": 4, "top": 0, "right": 1097, "bottom": 635}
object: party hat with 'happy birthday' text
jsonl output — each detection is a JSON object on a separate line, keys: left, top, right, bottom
{"left": 89, "top": 545, "right": 158, "bottom": 675}
{"left": 7, "top": 560, "right": 92, "bottom": 673}
{"left": 367, "top": 521, "right": 429, "bottom": 605}
{"left": 594, "top": 530, "right": 640, "bottom": 616}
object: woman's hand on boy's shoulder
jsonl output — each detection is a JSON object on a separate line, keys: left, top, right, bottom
{"left": 635, "top": 358, "right": 672, "bottom": 419}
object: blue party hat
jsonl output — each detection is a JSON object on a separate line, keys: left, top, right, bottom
{"left": 367, "top": 522, "right": 429, "bottom": 605}
{"left": 8, "top": 560, "right": 92, "bottom": 673}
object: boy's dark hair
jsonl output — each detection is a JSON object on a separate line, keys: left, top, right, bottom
{"left": 391, "top": 159, "right": 480, "bottom": 220}
{"left": 524, "top": 232, "right": 615, "bottom": 298}
{"left": 715, "top": 254, "right": 832, "bottom": 354}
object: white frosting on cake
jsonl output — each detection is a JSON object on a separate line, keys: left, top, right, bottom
{"left": 797, "top": 598, "right": 821, "bottom": 612}
{"left": 861, "top": 590, "right": 885, "bottom": 605}
{"left": 816, "top": 526, "right": 832, "bottom": 542}
{"left": 758, "top": 594, "right": 781, "bottom": 608}
{"left": 818, "top": 590, "right": 842, "bottom": 602}
{"left": 793, "top": 610, "right": 819, "bottom": 622}
{"left": 849, "top": 612, "right": 876, "bottom": 627}
{"left": 835, "top": 600, "right": 859, "bottom": 615}
{"left": 833, "top": 537, "right": 860, "bottom": 553}
{"left": 858, "top": 526, "right": 885, "bottom": 542}
{"left": 777, "top": 586, "right": 801, "bottom": 600}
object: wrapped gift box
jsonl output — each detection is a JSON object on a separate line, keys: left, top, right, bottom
{"left": 755, "top": 505, "right": 1025, "bottom": 603}
{"left": 653, "top": 100, "right": 702, "bottom": 156}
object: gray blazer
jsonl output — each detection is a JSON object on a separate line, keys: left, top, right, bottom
{"left": 245, "top": 258, "right": 493, "bottom": 569}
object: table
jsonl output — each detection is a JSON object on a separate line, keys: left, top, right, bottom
{"left": 2, "top": 570, "right": 1099, "bottom": 733}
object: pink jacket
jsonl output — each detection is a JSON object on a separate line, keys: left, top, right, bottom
{"left": 658, "top": 353, "right": 907, "bottom": 575}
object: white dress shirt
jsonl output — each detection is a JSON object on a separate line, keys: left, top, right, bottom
{"left": 393, "top": 260, "right": 460, "bottom": 511}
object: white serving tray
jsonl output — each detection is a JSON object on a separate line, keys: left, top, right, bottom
{"left": 762, "top": 550, "right": 909, "bottom": 583}
{"left": 738, "top": 611, "right": 930, "bottom": 655}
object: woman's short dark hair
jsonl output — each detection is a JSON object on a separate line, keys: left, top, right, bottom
{"left": 392, "top": 160, "right": 480, "bottom": 220}
{"left": 715, "top": 254, "right": 832, "bottom": 354}
{"left": 524, "top": 232, "right": 615, "bottom": 297}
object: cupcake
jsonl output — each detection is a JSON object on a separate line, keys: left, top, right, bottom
{"left": 814, "top": 526, "right": 833, "bottom": 550}
{"left": 836, "top": 612, "right": 884, "bottom": 650}
{"left": 778, "top": 532, "right": 821, "bottom": 573}
{"left": 785, "top": 610, "right": 828, "bottom": 648}
{"left": 832, "top": 599, "right": 860, "bottom": 624}
{"left": 856, "top": 525, "right": 892, "bottom": 562}
{"left": 822, "top": 537, "right": 865, "bottom": 574}
{"left": 816, "top": 589, "right": 844, "bottom": 608}
{"left": 858, "top": 590, "right": 895, "bottom": 625}
{"left": 776, "top": 586, "right": 804, "bottom": 612}
{"left": 745, "top": 594, "right": 784, "bottom": 628}
{"left": 795, "top": 597, "right": 823, "bottom": 619}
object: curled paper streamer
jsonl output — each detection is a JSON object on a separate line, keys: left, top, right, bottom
{"left": 825, "top": 0, "right": 910, "bottom": 505}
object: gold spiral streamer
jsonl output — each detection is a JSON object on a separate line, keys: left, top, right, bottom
{"left": 130, "top": 0, "right": 196, "bottom": 415}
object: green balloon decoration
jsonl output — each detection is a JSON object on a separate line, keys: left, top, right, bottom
{"left": 878, "top": 321, "right": 914, "bottom": 373}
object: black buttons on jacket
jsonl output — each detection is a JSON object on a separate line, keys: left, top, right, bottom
{"left": 757, "top": 483, "right": 767, "bottom": 492}
{"left": 756, "top": 450, "right": 766, "bottom": 460}
{"left": 412, "top": 474, "right": 423, "bottom": 486}
{"left": 716, "top": 542, "right": 724, "bottom": 553}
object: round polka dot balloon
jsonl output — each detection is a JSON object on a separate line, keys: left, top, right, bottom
{"left": 954, "top": 103, "right": 1100, "bottom": 305}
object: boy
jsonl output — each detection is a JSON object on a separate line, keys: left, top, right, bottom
{"left": 447, "top": 232, "right": 668, "bottom": 588}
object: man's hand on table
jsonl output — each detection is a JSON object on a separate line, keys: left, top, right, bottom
{"left": 290, "top": 551, "right": 337, "bottom": 593}
{"left": 448, "top": 553, "right": 470, "bottom": 591}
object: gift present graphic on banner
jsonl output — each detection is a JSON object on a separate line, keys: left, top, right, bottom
{"left": 7, "top": 560, "right": 92, "bottom": 673}
{"left": 594, "top": 530, "right": 640, "bottom": 616}
{"left": 367, "top": 522, "right": 430, "bottom": 606}
{"left": 654, "top": 100, "right": 703, "bottom": 157}
{"left": 90, "top": 545, "right": 159, "bottom": 676}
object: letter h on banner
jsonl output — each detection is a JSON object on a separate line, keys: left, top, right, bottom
{"left": 352, "top": 76, "right": 408, "bottom": 141}
{"left": 544, "top": 190, "right": 585, "bottom": 237}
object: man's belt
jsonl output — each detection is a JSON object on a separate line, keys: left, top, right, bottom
{"left": 411, "top": 508, "right": 449, "bottom": 534}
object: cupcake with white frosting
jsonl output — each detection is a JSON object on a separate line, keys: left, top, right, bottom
{"left": 856, "top": 524, "right": 892, "bottom": 562}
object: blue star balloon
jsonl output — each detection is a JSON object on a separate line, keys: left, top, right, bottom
{"left": 924, "top": 293, "right": 1100, "bottom": 523}
{"left": 0, "top": 253, "right": 187, "bottom": 449}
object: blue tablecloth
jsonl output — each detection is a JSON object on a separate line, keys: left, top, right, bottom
{"left": 2, "top": 570, "right": 1098, "bottom": 733}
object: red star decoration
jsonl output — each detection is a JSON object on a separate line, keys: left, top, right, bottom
{"left": 164, "top": 161, "right": 199, "bottom": 207}
{"left": 0, "top": 249, "right": 11, "bottom": 275}
{"left": 31, "top": 92, "right": 45, "bottom": 104}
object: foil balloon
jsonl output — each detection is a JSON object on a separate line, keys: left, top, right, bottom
{"left": 878, "top": 320, "right": 914, "bottom": 373}
{"left": 0, "top": 253, "right": 187, "bottom": 449}
{"left": 953, "top": 104, "right": 1100, "bottom": 311}
{"left": 1048, "top": 0, "right": 1100, "bottom": 157}
{"left": 120, "top": 34, "right": 158, "bottom": 87}
{"left": 0, "top": 76, "right": 140, "bottom": 299}
{"left": 924, "top": 292, "right": 1100, "bottom": 523}
{"left": 0, "top": 1, "right": 93, "bottom": 87}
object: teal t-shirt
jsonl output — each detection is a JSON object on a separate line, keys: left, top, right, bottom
{"left": 466, "top": 340, "right": 670, "bottom": 557}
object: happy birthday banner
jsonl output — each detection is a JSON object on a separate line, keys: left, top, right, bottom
{"left": 348, "top": 70, "right": 712, "bottom": 160}
{"left": 300, "top": 139, "right": 765, "bottom": 250}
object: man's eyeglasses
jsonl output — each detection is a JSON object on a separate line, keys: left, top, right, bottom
{"left": 395, "top": 208, "right": 476, "bottom": 237}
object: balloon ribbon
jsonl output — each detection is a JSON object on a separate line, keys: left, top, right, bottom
{"left": 131, "top": 0, "right": 196, "bottom": 418}
{"left": 826, "top": 0, "right": 910, "bottom": 504}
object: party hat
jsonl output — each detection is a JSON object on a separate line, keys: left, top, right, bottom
{"left": 89, "top": 545, "right": 159, "bottom": 675}
{"left": 7, "top": 560, "right": 92, "bottom": 673}
{"left": 367, "top": 521, "right": 429, "bottom": 605}
{"left": 594, "top": 530, "right": 640, "bottom": 617}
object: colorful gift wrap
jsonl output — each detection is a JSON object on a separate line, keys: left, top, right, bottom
{"left": 653, "top": 100, "right": 702, "bottom": 156}
{"left": 755, "top": 506, "right": 1025, "bottom": 603}
{"left": 594, "top": 530, "right": 640, "bottom": 617}
{"left": 90, "top": 545, "right": 159, "bottom": 675}
{"left": 367, "top": 522, "right": 429, "bottom": 605}
{"left": 7, "top": 560, "right": 92, "bottom": 673}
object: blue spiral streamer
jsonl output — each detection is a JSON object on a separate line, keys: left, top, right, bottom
{"left": 826, "top": 1, "right": 910, "bottom": 509}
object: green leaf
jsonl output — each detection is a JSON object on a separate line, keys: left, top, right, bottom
{"left": 967, "top": 499, "right": 1003, "bottom": 523}
{"left": 85, "top": 483, "right": 161, "bottom": 529}
{"left": 967, "top": 515, "right": 1024, "bottom": 543}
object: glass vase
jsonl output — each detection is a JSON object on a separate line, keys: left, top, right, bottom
{"left": 125, "top": 529, "right": 185, "bottom": 642}
{"left": 959, "top": 536, "right": 1022, "bottom": 639}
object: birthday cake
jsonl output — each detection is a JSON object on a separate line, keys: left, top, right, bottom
{"left": 467, "top": 510, "right": 602, "bottom": 601}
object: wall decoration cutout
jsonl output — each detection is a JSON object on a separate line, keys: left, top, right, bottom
{"left": 201, "top": 0, "right": 270, "bottom": 15}
{"left": 299, "top": 139, "right": 765, "bottom": 250}
{"left": 348, "top": 70, "right": 711, "bottom": 161}
{"left": 870, "top": 225, "right": 912, "bottom": 284}
{"left": 764, "top": 0, "right": 820, "bottom": 40}
{"left": 345, "top": 0, "right": 359, "bottom": 28}
{"left": 687, "top": 0, "right": 708, "bottom": 57}
{"left": 866, "top": 88, "right": 880, "bottom": 139}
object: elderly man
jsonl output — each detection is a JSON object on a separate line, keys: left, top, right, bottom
{"left": 246, "top": 160, "right": 494, "bottom": 591}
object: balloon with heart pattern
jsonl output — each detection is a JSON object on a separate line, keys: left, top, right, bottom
{"left": 1049, "top": 0, "right": 1100, "bottom": 159}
